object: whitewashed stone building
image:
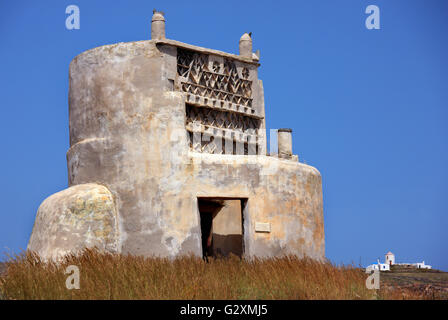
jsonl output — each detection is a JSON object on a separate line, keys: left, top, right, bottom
{"left": 366, "top": 251, "right": 432, "bottom": 272}
{"left": 28, "top": 11, "right": 325, "bottom": 261}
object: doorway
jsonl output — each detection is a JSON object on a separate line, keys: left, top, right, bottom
{"left": 198, "top": 198, "right": 245, "bottom": 259}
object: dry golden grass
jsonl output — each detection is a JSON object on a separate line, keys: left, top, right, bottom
{"left": 0, "top": 249, "right": 428, "bottom": 300}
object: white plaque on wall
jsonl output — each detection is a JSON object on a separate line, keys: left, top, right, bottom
{"left": 255, "top": 222, "right": 271, "bottom": 233}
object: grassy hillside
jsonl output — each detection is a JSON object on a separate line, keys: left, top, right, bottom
{"left": 380, "top": 266, "right": 448, "bottom": 299}
{"left": 0, "top": 249, "right": 442, "bottom": 300}
{"left": 0, "top": 262, "right": 5, "bottom": 277}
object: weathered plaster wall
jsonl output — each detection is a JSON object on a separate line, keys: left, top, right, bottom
{"left": 28, "top": 183, "right": 119, "bottom": 260}
{"left": 190, "top": 154, "right": 324, "bottom": 259}
{"left": 28, "top": 40, "right": 325, "bottom": 261}
{"left": 67, "top": 41, "right": 193, "bottom": 256}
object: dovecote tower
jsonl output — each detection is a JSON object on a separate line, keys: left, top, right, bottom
{"left": 28, "top": 11, "right": 325, "bottom": 261}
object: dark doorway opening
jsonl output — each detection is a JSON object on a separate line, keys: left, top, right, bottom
{"left": 198, "top": 198, "right": 246, "bottom": 259}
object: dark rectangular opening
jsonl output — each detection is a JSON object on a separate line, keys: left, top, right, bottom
{"left": 198, "top": 197, "right": 246, "bottom": 259}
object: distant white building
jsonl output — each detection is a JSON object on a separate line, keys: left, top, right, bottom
{"left": 385, "top": 251, "right": 395, "bottom": 265}
{"left": 366, "top": 260, "right": 390, "bottom": 272}
{"left": 394, "top": 261, "right": 432, "bottom": 269}
{"left": 365, "top": 251, "right": 431, "bottom": 272}
{"left": 366, "top": 259, "right": 390, "bottom": 272}
{"left": 414, "top": 261, "right": 432, "bottom": 269}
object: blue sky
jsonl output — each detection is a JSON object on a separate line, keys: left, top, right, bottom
{"left": 1, "top": 0, "right": 447, "bottom": 270}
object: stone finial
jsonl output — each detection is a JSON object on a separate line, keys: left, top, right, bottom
{"left": 252, "top": 49, "right": 260, "bottom": 61}
{"left": 278, "top": 128, "right": 293, "bottom": 159}
{"left": 151, "top": 10, "right": 166, "bottom": 40}
{"left": 239, "top": 32, "right": 252, "bottom": 58}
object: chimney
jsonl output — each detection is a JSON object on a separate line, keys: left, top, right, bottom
{"left": 277, "top": 128, "right": 292, "bottom": 159}
{"left": 239, "top": 32, "right": 252, "bottom": 58}
{"left": 151, "top": 10, "right": 165, "bottom": 40}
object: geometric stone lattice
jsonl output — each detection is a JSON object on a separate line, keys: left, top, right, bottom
{"left": 178, "top": 48, "right": 261, "bottom": 155}
{"left": 186, "top": 104, "right": 260, "bottom": 155}
{"left": 177, "top": 49, "right": 252, "bottom": 108}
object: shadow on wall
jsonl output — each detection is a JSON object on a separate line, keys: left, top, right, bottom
{"left": 212, "top": 234, "right": 243, "bottom": 257}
